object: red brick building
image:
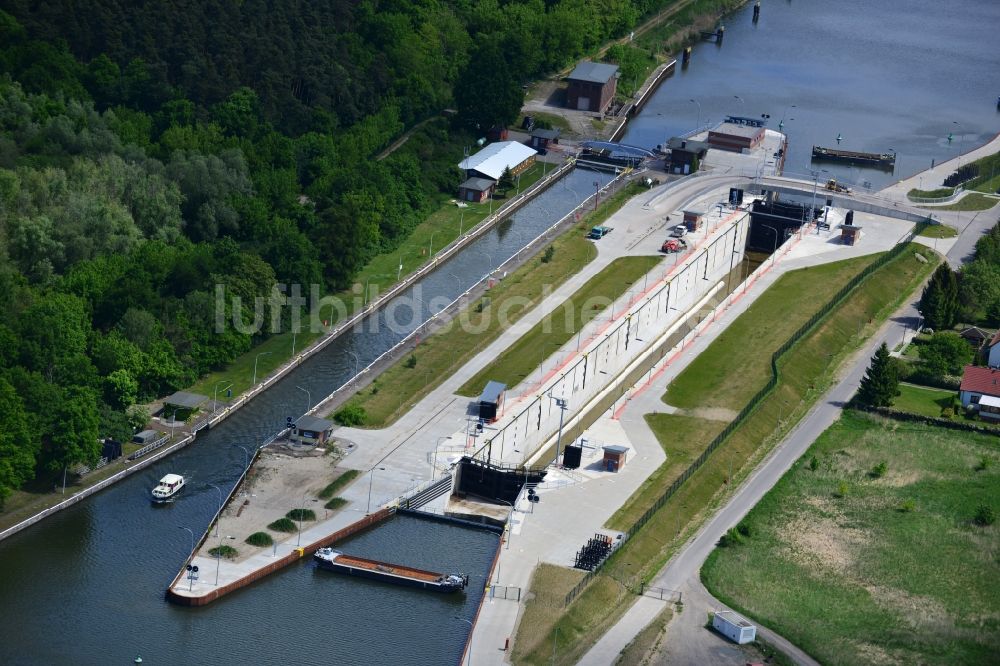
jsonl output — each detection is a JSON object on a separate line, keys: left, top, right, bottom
{"left": 707, "top": 122, "right": 765, "bottom": 152}
{"left": 566, "top": 61, "right": 619, "bottom": 113}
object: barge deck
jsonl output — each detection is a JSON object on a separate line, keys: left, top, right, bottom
{"left": 313, "top": 547, "right": 469, "bottom": 593}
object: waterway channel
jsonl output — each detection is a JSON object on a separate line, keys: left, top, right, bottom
{"left": 2, "top": 1, "right": 998, "bottom": 663}
{"left": 0, "top": 167, "right": 612, "bottom": 666}
{"left": 625, "top": 0, "right": 1000, "bottom": 192}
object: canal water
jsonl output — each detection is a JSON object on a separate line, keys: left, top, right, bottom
{"left": 0, "top": 167, "right": 611, "bottom": 666}
{"left": 624, "top": 0, "right": 1000, "bottom": 191}
{"left": 2, "top": 1, "right": 999, "bottom": 663}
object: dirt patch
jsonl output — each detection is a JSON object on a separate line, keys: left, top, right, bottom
{"left": 197, "top": 444, "right": 347, "bottom": 563}
{"left": 682, "top": 407, "right": 739, "bottom": 422}
{"left": 851, "top": 640, "right": 905, "bottom": 665}
{"left": 780, "top": 512, "right": 869, "bottom": 575}
{"left": 864, "top": 584, "right": 953, "bottom": 633}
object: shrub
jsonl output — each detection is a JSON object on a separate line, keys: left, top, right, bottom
{"left": 736, "top": 522, "right": 752, "bottom": 538}
{"left": 898, "top": 499, "right": 916, "bottom": 513}
{"left": 870, "top": 461, "right": 888, "bottom": 479}
{"left": 541, "top": 246, "right": 555, "bottom": 263}
{"left": 209, "top": 545, "right": 239, "bottom": 559}
{"left": 245, "top": 532, "right": 273, "bottom": 547}
{"left": 717, "top": 527, "right": 743, "bottom": 547}
{"left": 940, "top": 407, "right": 954, "bottom": 419}
{"left": 286, "top": 508, "right": 316, "bottom": 521}
{"left": 267, "top": 517, "right": 297, "bottom": 532}
{"left": 333, "top": 404, "right": 367, "bottom": 426}
{"left": 325, "top": 497, "right": 348, "bottom": 510}
{"left": 835, "top": 481, "right": 849, "bottom": 498}
{"left": 975, "top": 456, "right": 992, "bottom": 472}
{"left": 808, "top": 456, "right": 819, "bottom": 472}
{"left": 370, "top": 384, "right": 379, "bottom": 395}
{"left": 317, "top": 469, "right": 361, "bottom": 499}
{"left": 974, "top": 505, "right": 995, "bottom": 526}
{"left": 404, "top": 354, "right": 417, "bottom": 368}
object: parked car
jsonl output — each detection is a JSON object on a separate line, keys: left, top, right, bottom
{"left": 588, "top": 225, "right": 613, "bottom": 240}
{"left": 660, "top": 238, "right": 688, "bottom": 253}
{"left": 670, "top": 224, "right": 688, "bottom": 238}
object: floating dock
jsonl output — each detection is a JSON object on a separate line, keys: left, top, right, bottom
{"left": 811, "top": 145, "right": 896, "bottom": 169}
{"left": 313, "top": 547, "right": 468, "bottom": 593}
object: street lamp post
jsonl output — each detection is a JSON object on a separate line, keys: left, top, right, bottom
{"left": 761, "top": 224, "right": 780, "bottom": 254}
{"left": 296, "top": 489, "right": 308, "bottom": 547}
{"left": 234, "top": 444, "right": 250, "bottom": 471}
{"left": 456, "top": 617, "right": 474, "bottom": 666}
{"left": 734, "top": 95, "right": 745, "bottom": 116}
{"left": 366, "top": 466, "right": 386, "bottom": 514}
{"left": 459, "top": 208, "right": 465, "bottom": 237}
{"left": 429, "top": 231, "right": 438, "bottom": 258}
{"left": 550, "top": 396, "right": 569, "bottom": 467}
{"left": 496, "top": 498, "right": 514, "bottom": 555}
{"left": 213, "top": 380, "right": 232, "bottom": 414}
{"left": 688, "top": 98, "right": 701, "bottom": 134}
{"left": 252, "top": 351, "right": 273, "bottom": 386}
{"left": 178, "top": 526, "right": 195, "bottom": 591}
{"left": 433, "top": 436, "right": 450, "bottom": 479}
{"left": 209, "top": 484, "right": 223, "bottom": 538}
{"left": 296, "top": 385, "right": 311, "bottom": 412}
{"left": 346, "top": 350, "right": 360, "bottom": 383}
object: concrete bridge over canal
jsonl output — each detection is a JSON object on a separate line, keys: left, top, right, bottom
{"left": 751, "top": 175, "right": 935, "bottom": 224}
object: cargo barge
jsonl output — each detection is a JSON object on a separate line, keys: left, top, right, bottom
{"left": 811, "top": 145, "right": 896, "bottom": 169}
{"left": 313, "top": 547, "right": 469, "bottom": 593}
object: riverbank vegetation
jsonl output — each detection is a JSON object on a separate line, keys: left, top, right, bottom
{"left": 702, "top": 411, "right": 1000, "bottom": 666}
{"left": 0, "top": 0, "right": 709, "bottom": 505}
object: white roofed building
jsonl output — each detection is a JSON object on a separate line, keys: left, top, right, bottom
{"left": 458, "top": 141, "right": 537, "bottom": 181}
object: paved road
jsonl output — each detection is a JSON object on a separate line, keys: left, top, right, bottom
{"left": 578, "top": 152, "right": 999, "bottom": 665}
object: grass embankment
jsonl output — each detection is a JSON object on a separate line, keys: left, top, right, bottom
{"left": 457, "top": 255, "right": 663, "bottom": 397}
{"left": 613, "top": 605, "right": 674, "bottom": 666}
{"left": 703, "top": 411, "right": 1000, "bottom": 665}
{"left": 916, "top": 223, "right": 958, "bottom": 238}
{"left": 921, "top": 192, "right": 998, "bottom": 212}
{"left": 187, "top": 161, "right": 551, "bottom": 401}
{"left": 317, "top": 469, "right": 361, "bottom": 499}
{"left": 907, "top": 187, "right": 954, "bottom": 200}
{"left": 513, "top": 245, "right": 939, "bottom": 666}
{"left": 338, "top": 183, "right": 646, "bottom": 428}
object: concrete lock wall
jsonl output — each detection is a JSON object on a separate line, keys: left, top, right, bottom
{"left": 477, "top": 211, "right": 749, "bottom": 467}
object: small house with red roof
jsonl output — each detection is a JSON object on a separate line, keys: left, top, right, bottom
{"left": 959, "top": 365, "right": 1000, "bottom": 421}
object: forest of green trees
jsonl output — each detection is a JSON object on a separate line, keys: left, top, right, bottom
{"left": 0, "top": 0, "right": 680, "bottom": 503}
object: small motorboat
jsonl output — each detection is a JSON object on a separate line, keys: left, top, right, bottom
{"left": 151, "top": 474, "right": 185, "bottom": 503}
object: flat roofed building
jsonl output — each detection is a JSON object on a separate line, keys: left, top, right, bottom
{"left": 478, "top": 381, "right": 507, "bottom": 423}
{"left": 707, "top": 122, "right": 765, "bottom": 152}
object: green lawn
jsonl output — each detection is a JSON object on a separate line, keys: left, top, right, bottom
{"left": 515, "top": 246, "right": 939, "bottom": 666}
{"left": 921, "top": 192, "right": 998, "bottom": 211}
{"left": 907, "top": 187, "right": 954, "bottom": 200}
{"left": 457, "top": 255, "right": 663, "bottom": 398}
{"left": 916, "top": 223, "right": 958, "bottom": 238}
{"left": 892, "top": 383, "right": 956, "bottom": 418}
{"left": 703, "top": 411, "right": 1000, "bottom": 666}
{"left": 664, "top": 254, "right": 881, "bottom": 412}
{"left": 338, "top": 183, "right": 647, "bottom": 428}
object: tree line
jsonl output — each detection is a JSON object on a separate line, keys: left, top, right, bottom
{"left": 0, "top": 0, "right": 685, "bottom": 503}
